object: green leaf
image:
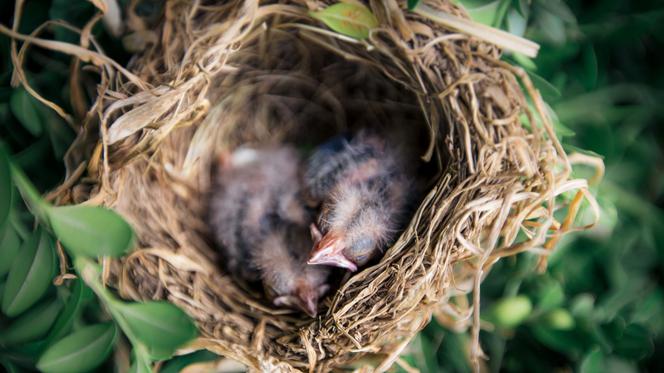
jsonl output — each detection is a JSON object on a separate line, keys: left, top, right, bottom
{"left": 513, "top": 0, "right": 528, "bottom": 16}
{"left": 128, "top": 348, "right": 153, "bottom": 373}
{"left": 506, "top": 7, "right": 527, "bottom": 37}
{"left": 39, "top": 106, "right": 74, "bottom": 160}
{"left": 570, "top": 293, "right": 595, "bottom": 320}
{"left": 531, "top": 326, "right": 586, "bottom": 355}
{"left": 0, "top": 359, "right": 21, "bottom": 373}
{"left": 535, "top": 9, "right": 566, "bottom": 45}
{"left": 613, "top": 323, "right": 653, "bottom": 359}
{"left": 0, "top": 298, "right": 62, "bottom": 345}
{"left": 37, "top": 323, "right": 117, "bottom": 373}
{"left": 159, "top": 350, "right": 218, "bottom": 373}
{"left": 510, "top": 52, "right": 536, "bottom": 70}
{"left": 117, "top": 301, "right": 197, "bottom": 357}
{"left": 407, "top": 0, "right": 421, "bottom": 11}
{"left": 539, "top": 0, "right": 575, "bottom": 23}
{"left": 9, "top": 88, "right": 43, "bottom": 136}
{"left": 485, "top": 295, "right": 532, "bottom": 328}
{"left": 528, "top": 70, "right": 561, "bottom": 100}
{"left": 129, "top": 360, "right": 152, "bottom": 373}
{"left": 48, "top": 205, "right": 135, "bottom": 258}
{"left": 579, "top": 347, "right": 605, "bottom": 373}
{"left": 605, "top": 358, "right": 639, "bottom": 373}
{"left": 0, "top": 146, "right": 11, "bottom": 230}
{"left": 462, "top": 0, "right": 501, "bottom": 26}
{"left": 0, "top": 226, "right": 21, "bottom": 276}
{"left": 309, "top": 3, "right": 379, "bottom": 40}
{"left": 582, "top": 45, "right": 598, "bottom": 89}
{"left": 45, "top": 279, "right": 90, "bottom": 344}
{"left": 2, "top": 228, "right": 56, "bottom": 316}
{"left": 9, "top": 164, "right": 51, "bottom": 222}
{"left": 49, "top": 0, "right": 96, "bottom": 44}
{"left": 536, "top": 280, "right": 565, "bottom": 312}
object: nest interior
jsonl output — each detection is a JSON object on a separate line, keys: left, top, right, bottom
{"left": 51, "top": 0, "right": 592, "bottom": 371}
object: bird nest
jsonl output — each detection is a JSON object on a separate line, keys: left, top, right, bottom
{"left": 43, "top": 0, "right": 596, "bottom": 371}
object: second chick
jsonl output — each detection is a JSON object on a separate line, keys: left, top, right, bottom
{"left": 305, "top": 130, "right": 416, "bottom": 272}
{"left": 209, "top": 145, "right": 330, "bottom": 317}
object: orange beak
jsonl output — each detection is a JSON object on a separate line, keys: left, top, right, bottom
{"left": 308, "top": 232, "right": 357, "bottom": 272}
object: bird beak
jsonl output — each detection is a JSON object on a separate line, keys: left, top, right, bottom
{"left": 274, "top": 295, "right": 316, "bottom": 317}
{"left": 308, "top": 233, "right": 358, "bottom": 272}
{"left": 310, "top": 223, "right": 323, "bottom": 243}
{"left": 295, "top": 286, "right": 318, "bottom": 317}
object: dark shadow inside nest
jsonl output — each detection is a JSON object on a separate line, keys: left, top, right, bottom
{"left": 202, "top": 30, "right": 442, "bottom": 321}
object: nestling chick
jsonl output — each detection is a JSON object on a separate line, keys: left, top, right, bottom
{"left": 209, "top": 145, "right": 329, "bottom": 316}
{"left": 254, "top": 224, "right": 330, "bottom": 317}
{"left": 305, "top": 130, "right": 415, "bottom": 272}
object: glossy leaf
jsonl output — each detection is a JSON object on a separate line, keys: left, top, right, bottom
{"left": 45, "top": 279, "right": 89, "bottom": 343}
{"left": 309, "top": 3, "right": 379, "bottom": 40}
{"left": 0, "top": 298, "right": 62, "bottom": 345}
{"left": 117, "top": 301, "right": 197, "bottom": 357}
{"left": 159, "top": 350, "right": 218, "bottom": 373}
{"left": 37, "top": 323, "right": 117, "bottom": 373}
{"left": 0, "top": 226, "right": 21, "bottom": 276}
{"left": 0, "top": 146, "right": 11, "bottom": 230}
{"left": 2, "top": 228, "right": 56, "bottom": 316}
{"left": 48, "top": 205, "right": 135, "bottom": 258}
{"left": 10, "top": 88, "right": 43, "bottom": 136}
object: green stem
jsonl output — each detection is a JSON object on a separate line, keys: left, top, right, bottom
{"left": 73, "top": 256, "right": 150, "bottom": 365}
{"left": 9, "top": 163, "right": 51, "bottom": 224}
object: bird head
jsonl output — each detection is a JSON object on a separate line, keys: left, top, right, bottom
{"left": 273, "top": 281, "right": 329, "bottom": 317}
{"left": 307, "top": 227, "right": 358, "bottom": 272}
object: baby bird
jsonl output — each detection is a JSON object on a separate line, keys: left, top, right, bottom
{"left": 209, "top": 145, "right": 329, "bottom": 316}
{"left": 305, "top": 130, "right": 415, "bottom": 272}
{"left": 255, "top": 224, "right": 330, "bottom": 316}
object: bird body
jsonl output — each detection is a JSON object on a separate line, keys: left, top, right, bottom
{"left": 209, "top": 145, "right": 329, "bottom": 316}
{"left": 305, "top": 129, "right": 415, "bottom": 271}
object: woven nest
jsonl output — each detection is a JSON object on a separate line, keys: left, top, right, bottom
{"left": 46, "top": 0, "right": 596, "bottom": 371}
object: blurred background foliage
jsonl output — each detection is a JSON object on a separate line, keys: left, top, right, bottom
{"left": 401, "top": 0, "right": 664, "bottom": 372}
{"left": 0, "top": 0, "right": 663, "bottom": 372}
